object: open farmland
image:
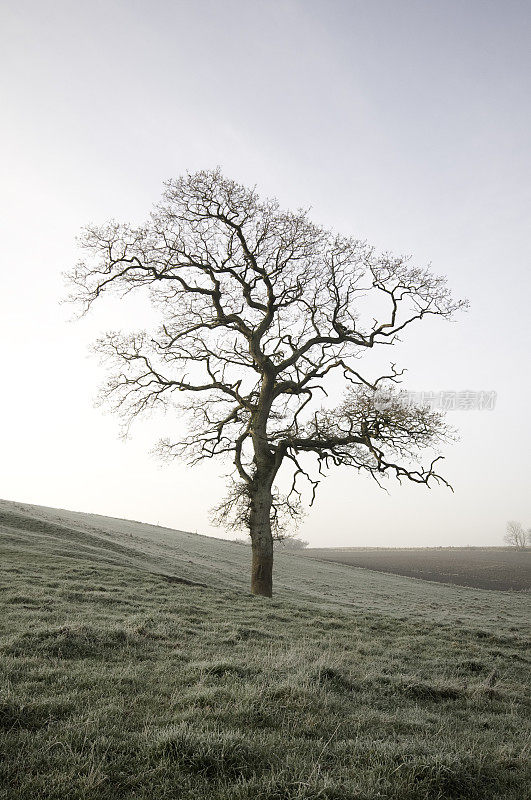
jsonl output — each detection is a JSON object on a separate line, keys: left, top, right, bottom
{"left": 302, "top": 547, "right": 531, "bottom": 591}
{"left": 1, "top": 498, "right": 530, "bottom": 800}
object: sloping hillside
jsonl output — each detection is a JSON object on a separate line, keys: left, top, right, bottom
{"left": 1, "top": 499, "right": 529, "bottom": 633}
{"left": 1, "top": 498, "right": 530, "bottom": 800}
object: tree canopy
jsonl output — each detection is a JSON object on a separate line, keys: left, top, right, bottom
{"left": 68, "top": 169, "right": 466, "bottom": 595}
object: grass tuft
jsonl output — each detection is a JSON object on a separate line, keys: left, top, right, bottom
{"left": 4, "top": 624, "right": 140, "bottom": 659}
{"left": 312, "top": 667, "right": 353, "bottom": 694}
{"left": 148, "top": 722, "right": 270, "bottom": 778}
{"left": 399, "top": 680, "right": 461, "bottom": 702}
{"left": 399, "top": 754, "right": 502, "bottom": 799}
{"left": 0, "top": 686, "right": 73, "bottom": 731}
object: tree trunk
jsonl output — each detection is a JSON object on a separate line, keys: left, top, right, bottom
{"left": 249, "top": 482, "right": 274, "bottom": 597}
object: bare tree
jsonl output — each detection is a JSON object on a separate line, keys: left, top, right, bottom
{"left": 504, "top": 521, "right": 528, "bottom": 550}
{"left": 67, "top": 169, "right": 466, "bottom": 597}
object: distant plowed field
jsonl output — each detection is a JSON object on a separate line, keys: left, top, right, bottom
{"left": 303, "top": 547, "right": 531, "bottom": 591}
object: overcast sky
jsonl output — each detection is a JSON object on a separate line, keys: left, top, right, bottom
{"left": 1, "top": 0, "right": 530, "bottom": 547}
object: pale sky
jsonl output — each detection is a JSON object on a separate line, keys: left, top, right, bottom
{"left": 1, "top": 0, "right": 530, "bottom": 547}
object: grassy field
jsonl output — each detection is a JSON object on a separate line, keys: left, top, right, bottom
{"left": 302, "top": 547, "right": 531, "bottom": 591}
{"left": 1, "top": 499, "right": 530, "bottom": 799}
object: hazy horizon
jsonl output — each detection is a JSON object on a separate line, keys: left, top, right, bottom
{"left": 1, "top": 0, "right": 530, "bottom": 547}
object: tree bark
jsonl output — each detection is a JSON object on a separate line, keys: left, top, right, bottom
{"left": 249, "top": 482, "right": 274, "bottom": 597}
{"left": 248, "top": 369, "right": 277, "bottom": 597}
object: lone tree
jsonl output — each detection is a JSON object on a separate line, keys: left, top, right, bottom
{"left": 68, "top": 169, "right": 466, "bottom": 597}
{"left": 504, "top": 521, "right": 529, "bottom": 550}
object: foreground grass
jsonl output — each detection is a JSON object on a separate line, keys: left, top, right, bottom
{"left": 1, "top": 547, "right": 530, "bottom": 800}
